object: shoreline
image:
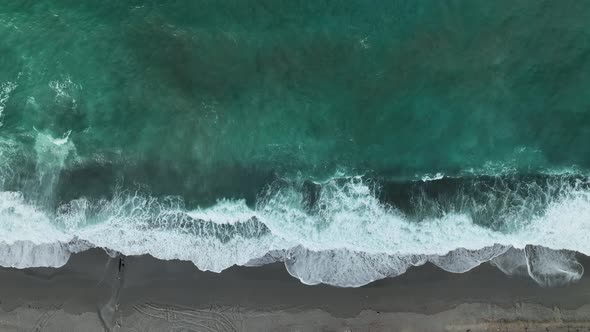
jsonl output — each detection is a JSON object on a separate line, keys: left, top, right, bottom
{"left": 1, "top": 249, "right": 590, "bottom": 331}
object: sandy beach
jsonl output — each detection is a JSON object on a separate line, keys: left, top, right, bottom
{"left": 0, "top": 249, "right": 588, "bottom": 331}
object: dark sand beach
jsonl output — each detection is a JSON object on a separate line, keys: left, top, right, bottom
{"left": 1, "top": 249, "right": 589, "bottom": 331}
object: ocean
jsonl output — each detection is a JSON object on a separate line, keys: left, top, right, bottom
{"left": 1, "top": 0, "right": 589, "bottom": 287}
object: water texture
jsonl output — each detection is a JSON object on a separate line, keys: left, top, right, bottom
{"left": 1, "top": 1, "right": 589, "bottom": 287}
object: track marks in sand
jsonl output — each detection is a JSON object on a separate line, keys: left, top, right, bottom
{"left": 448, "top": 321, "right": 590, "bottom": 332}
{"left": 30, "top": 304, "right": 62, "bottom": 332}
{"left": 132, "top": 302, "right": 241, "bottom": 332}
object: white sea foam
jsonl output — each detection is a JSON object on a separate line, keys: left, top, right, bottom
{"left": 32, "top": 130, "right": 77, "bottom": 204}
{"left": 0, "top": 138, "right": 19, "bottom": 188}
{"left": 187, "top": 199, "right": 257, "bottom": 224}
{"left": 0, "top": 174, "right": 588, "bottom": 287}
{"left": 48, "top": 76, "right": 81, "bottom": 101}
{"left": 0, "top": 191, "right": 75, "bottom": 268}
{"left": 259, "top": 177, "right": 508, "bottom": 256}
{"left": 421, "top": 172, "right": 444, "bottom": 182}
{"left": 524, "top": 246, "right": 583, "bottom": 287}
{"left": 0, "top": 81, "right": 17, "bottom": 127}
{"left": 0, "top": 241, "right": 72, "bottom": 268}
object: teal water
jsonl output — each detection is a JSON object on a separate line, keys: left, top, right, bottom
{"left": 0, "top": 1, "right": 589, "bottom": 286}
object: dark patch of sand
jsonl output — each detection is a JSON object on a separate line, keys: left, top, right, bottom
{"left": 1, "top": 249, "right": 589, "bottom": 331}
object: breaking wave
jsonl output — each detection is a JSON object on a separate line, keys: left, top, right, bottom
{"left": 1, "top": 169, "right": 588, "bottom": 287}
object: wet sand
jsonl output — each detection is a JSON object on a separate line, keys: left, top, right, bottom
{"left": 1, "top": 249, "right": 589, "bottom": 331}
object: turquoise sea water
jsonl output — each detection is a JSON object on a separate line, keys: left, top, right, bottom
{"left": 1, "top": 1, "right": 589, "bottom": 286}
